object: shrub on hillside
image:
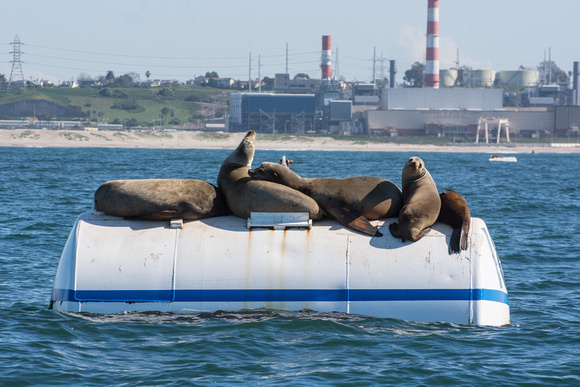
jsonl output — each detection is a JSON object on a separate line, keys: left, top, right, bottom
{"left": 99, "top": 88, "right": 129, "bottom": 98}
{"left": 111, "top": 101, "right": 141, "bottom": 111}
{"left": 158, "top": 88, "right": 174, "bottom": 97}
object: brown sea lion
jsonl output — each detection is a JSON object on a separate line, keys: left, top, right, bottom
{"left": 94, "top": 179, "right": 230, "bottom": 220}
{"left": 437, "top": 189, "right": 471, "bottom": 253}
{"left": 249, "top": 162, "right": 402, "bottom": 236}
{"left": 216, "top": 131, "right": 324, "bottom": 220}
{"left": 389, "top": 156, "right": 441, "bottom": 242}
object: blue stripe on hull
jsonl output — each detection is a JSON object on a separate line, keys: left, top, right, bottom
{"left": 51, "top": 288, "right": 509, "bottom": 305}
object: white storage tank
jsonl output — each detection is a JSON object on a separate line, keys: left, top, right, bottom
{"left": 498, "top": 70, "right": 540, "bottom": 87}
{"left": 50, "top": 211, "right": 510, "bottom": 326}
{"left": 440, "top": 69, "right": 458, "bottom": 87}
{"left": 464, "top": 69, "right": 496, "bottom": 87}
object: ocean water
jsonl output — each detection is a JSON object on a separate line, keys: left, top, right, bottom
{"left": 1, "top": 146, "right": 579, "bottom": 385}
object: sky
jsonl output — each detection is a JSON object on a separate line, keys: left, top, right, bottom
{"left": 2, "top": 0, "right": 579, "bottom": 85}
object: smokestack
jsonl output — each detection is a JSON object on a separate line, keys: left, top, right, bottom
{"left": 321, "top": 35, "right": 332, "bottom": 80}
{"left": 425, "top": 0, "right": 440, "bottom": 88}
{"left": 389, "top": 60, "right": 396, "bottom": 88}
{"left": 574, "top": 61, "right": 579, "bottom": 105}
{"left": 573, "top": 61, "right": 579, "bottom": 91}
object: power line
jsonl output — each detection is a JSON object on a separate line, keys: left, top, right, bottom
{"left": 26, "top": 53, "right": 250, "bottom": 69}
{"left": 6, "top": 39, "right": 377, "bottom": 81}
{"left": 26, "top": 43, "right": 320, "bottom": 61}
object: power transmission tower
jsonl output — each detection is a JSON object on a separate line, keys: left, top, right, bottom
{"left": 8, "top": 35, "right": 26, "bottom": 90}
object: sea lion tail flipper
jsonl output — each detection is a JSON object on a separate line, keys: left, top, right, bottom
{"left": 389, "top": 222, "right": 401, "bottom": 238}
{"left": 449, "top": 228, "right": 461, "bottom": 253}
{"left": 459, "top": 225, "right": 469, "bottom": 251}
{"left": 330, "top": 207, "right": 382, "bottom": 237}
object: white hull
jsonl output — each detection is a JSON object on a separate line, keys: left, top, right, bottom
{"left": 50, "top": 212, "right": 510, "bottom": 326}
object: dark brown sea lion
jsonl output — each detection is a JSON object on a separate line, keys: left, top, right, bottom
{"left": 437, "top": 189, "right": 471, "bottom": 253}
{"left": 216, "top": 131, "right": 324, "bottom": 220}
{"left": 94, "top": 179, "right": 230, "bottom": 220}
{"left": 389, "top": 156, "right": 441, "bottom": 242}
{"left": 249, "top": 162, "right": 402, "bottom": 236}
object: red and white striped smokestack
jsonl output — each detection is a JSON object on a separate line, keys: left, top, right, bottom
{"left": 321, "top": 35, "right": 332, "bottom": 80}
{"left": 425, "top": 0, "right": 440, "bottom": 88}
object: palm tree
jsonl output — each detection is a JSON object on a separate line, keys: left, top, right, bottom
{"left": 145, "top": 71, "right": 151, "bottom": 82}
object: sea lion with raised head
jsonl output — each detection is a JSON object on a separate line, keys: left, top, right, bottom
{"left": 217, "top": 131, "right": 324, "bottom": 220}
{"left": 389, "top": 156, "right": 441, "bottom": 242}
{"left": 94, "top": 179, "right": 230, "bottom": 220}
{"left": 249, "top": 162, "right": 402, "bottom": 236}
{"left": 437, "top": 189, "right": 471, "bottom": 253}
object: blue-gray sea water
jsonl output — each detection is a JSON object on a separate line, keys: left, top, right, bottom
{"left": 1, "top": 146, "right": 578, "bottom": 385}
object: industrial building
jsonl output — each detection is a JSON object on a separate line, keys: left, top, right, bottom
{"left": 363, "top": 0, "right": 580, "bottom": 139}
{"left": 366, "top": 100, "right": 580, "bottom": 138}
{"left": 228, "top": 1, "right": 580, "bottom": 140}
{"left": 361, "top": 0, "right": 580, "bottom": 140}
{"left": 274, "top": 74, "right": 320, "bottom": 94}
{"left": 229, "top": 93, "right": 316, "bottom": 133}
{"left": 230, "top": 35, "right": 349, "bottom": 134}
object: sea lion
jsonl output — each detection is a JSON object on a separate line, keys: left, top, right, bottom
{"left": 94, "top": 179, "right": 230, "bottom": 220}
{"left": 216, "top": 131, "right": 324, "bottom": 220}
{"left": 249, "top": 162, "right": 402, "bottom": 236}
{"left": 389, "top": 156, "right": 441, "bottom": 242}
{"left": 437, "top": 189, "right": 471, "bottom": 253}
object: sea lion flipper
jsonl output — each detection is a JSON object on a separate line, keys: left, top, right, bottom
{"left": 449, "top": 227, "right": 461, "bottom": 253}
{"left": 347, "top": 215, "right": 382, "bottom": 237}
{"left": 459, "top": 226, "right": 469, "bottom": 252}
{"left": 389, "top": 222, "right": 401, "bottom": 238}
{"left": 329, "top": 207, "right": 381, "bottom": 237}
{"left": 413, "top": 227, "right": 431, "bottom": 242}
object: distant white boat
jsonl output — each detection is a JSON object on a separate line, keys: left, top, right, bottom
{"left": 489, "top": 155, "right": 517, "bottom": 162}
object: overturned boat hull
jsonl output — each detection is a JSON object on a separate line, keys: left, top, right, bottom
{"left": 50, "top": 212, "right": 510, "bottom": 326}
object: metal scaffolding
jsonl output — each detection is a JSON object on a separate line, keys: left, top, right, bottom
{"left": 476, "top": 117, "right": 511, "bottom": 144}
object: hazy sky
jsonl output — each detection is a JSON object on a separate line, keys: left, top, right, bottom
{"left": 2, "top": 0, "right": 579, "bottom": 84}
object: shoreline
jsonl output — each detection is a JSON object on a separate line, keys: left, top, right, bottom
{"left": 1, "top": 128, "right": 579, "bottom": 153}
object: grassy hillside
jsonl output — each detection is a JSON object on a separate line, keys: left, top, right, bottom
{"left": 0, "top": 85, "right": 232, "bottom": 128}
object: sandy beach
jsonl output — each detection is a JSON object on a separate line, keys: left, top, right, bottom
{"left": 1, "top": 128, "right": 579, "bottom": 153}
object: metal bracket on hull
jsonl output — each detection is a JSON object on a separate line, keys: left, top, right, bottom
{"left": 247, "top": 212, "right": 312, "bottom": 230}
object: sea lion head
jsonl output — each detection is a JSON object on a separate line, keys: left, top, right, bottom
{"left": 217, "top": 131, "right": 256, "bottom": 187}
{"left": 237, "top": 130, "right": 256, "bottom": 167}
{"left": 222, "top": 130, "right": 256, "bottom": 168}
{"left": 402, "top": 156, "right": 427, "bottom": 181}
{"left": 248, "top": 162, "right": 283, "bottom": 183}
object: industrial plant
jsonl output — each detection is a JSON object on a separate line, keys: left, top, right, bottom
{"left": 229, "top": 0, "right": 580, "bottom": 141}
{"left": 2, "top": 1, "right": 579, "bottom": 141}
